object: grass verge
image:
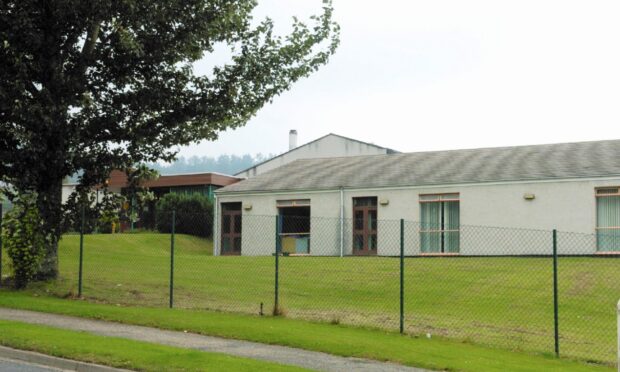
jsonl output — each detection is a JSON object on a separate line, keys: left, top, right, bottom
{"left": 0, "top": 291, "right": 612, "bottom": 372}
{"left": 0, "top": 319, "right": 307, "bottom": 371}
{"left": 45, "top": 233, "right": 619, "bottom": 364}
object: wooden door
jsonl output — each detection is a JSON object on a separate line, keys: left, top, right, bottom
{"left": 221, "top": 203, "right": 242, "bottom": 255}
{"left": 352, "top": 197, "right": 377, "bottom": 255}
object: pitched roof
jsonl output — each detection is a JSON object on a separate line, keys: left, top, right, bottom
{"left": 233, "top": 133, "right": 399, "bottom": 176}
{"left": 218, "top": 139, "right": 620, "bottom": 193}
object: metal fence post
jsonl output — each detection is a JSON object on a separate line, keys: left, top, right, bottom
{"left": 169, "top": 210, "right": 176, "bottom": 309}
{"left": 0, "top": 204, "right": 3, "bottom": 288}
{"left": 274, "top": 215, "right": 280, "bottom": 314}
{"left": 400, "top": 218, "right": 405, "bottom": 334}
{"left": 617, "top": 300, "right": 620, "bottom": 367}
{"left": 78, "top": 205, "right": 85, "bottom": 297}
{"left": 130, "top": 196, "right": 135, "bottom": 232}
{"left": 553, "top": 229, "right": 559, "bottom": 357}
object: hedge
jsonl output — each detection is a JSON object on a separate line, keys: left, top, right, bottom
{"left": 155, "top": 193, "right": 213, "bottom": 238}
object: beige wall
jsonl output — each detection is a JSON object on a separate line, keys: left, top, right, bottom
{"left": 216, "top": 177, "right": 620, "bottom": 256}
{"left": 61, "top": 184, "right": 122, "bottom": 204}
{"left": 61, "top": 184, "right": 77, "bottom": 203}
{"left": 235, "top": 135, "right": 390, "bottom": 178}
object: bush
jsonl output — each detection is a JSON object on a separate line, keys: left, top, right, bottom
{"left": 61, "top": 188, "right": 125, "bottom": 234}
{"left": 155, "top": 193, "right": 213, "bottom": 237}
{"left": 2, "top": 193, "right": 46, "bottom": 288}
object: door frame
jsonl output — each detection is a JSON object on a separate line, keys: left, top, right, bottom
{"left": 352, "top": 197, "right": 378, "bottom": 256}
{"left": 221, "top": 203, "right": 242, "bottom": 255}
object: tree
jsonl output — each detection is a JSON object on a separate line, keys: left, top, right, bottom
{"left": 124, "top": 165, "right": 159, "bottom": 228}
{"left": 0, "top": 1, "right": 339, "bottom": 279}
{"left": 147, "top": 153, "right": 275, "bottom": 175}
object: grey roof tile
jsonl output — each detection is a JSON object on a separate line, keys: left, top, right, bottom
{"left": 218, "top": 139, "right": 620, "bottom": 193}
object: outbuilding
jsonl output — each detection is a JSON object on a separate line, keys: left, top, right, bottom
{"left": 215, "top": 139, "right": 620, "bottom": 256}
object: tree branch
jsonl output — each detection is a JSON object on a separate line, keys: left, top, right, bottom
{"left": 81, "top": 21, "right": 101, "bottom": 59}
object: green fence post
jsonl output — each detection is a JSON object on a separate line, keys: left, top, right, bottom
{"left": 552, "top": 229, "right": 559, "bottom": 357}
{"left": 0, "top": 204, "right": 3, "bottom": 288}
{"left": 130, "top": 196, "right": 135, "bottom": 232}
{"left": 169, "top": 210, "right": 176, "bottom": 309}
{"left": 400, "top": 219, "right": 405, "bottom": 334}
{"left": 274, "top": 215, "right": 280, "bottom": 315}
{"left": 78, "top": 205, "right": 85, "bottom": 297}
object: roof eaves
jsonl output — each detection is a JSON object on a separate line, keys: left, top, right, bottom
{"left": 216, "top": 173, "right": 620, "bottom": 195}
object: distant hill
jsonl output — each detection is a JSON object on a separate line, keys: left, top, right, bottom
{"left": 146, "top": 153, "right": 275, "bottom": 176}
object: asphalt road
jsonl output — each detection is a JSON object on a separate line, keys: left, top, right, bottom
{"left": 0, "top": 357, "right": 62, "bottom": 372}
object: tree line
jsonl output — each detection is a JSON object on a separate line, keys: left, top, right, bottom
{"left": 147, "top": 153, "right": 275, "bottom": 176}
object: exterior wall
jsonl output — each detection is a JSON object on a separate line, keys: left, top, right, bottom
{"left": 215, "top": 191, "right": 341, "bottom": 256}
{"left": 215, "top": 177, "right": 620, "bottom": 256}
{"left": 235, "top": 135, "right": 390, "bottom": 178}
{"left": 62, "top": 184, "right": 121, "bottom": 204}
{"left": 61, "top": 184, "right": 77, "bottom": 203}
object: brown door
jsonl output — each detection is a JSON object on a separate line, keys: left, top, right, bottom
{"left": 221, "top": 203, "right": 242, "bottom": 255}
{"left": 352, "top": 197, "right": 377, "bottom": 255}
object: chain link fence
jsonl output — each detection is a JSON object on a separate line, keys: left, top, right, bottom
{"left": 1, "top": 210, "right": 619, "bottom": 366}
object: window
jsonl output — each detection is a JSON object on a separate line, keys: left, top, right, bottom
{"left": 221, "top": 203, "right": 242, "bottom": 255}
{"left": 277, "top": 200, "right": 311, "bottom": 254}
{"left": 420, "top": 193, "right": 460, "bottom": 253}
{"left": 596, "top": 187, "right": 620, "bottom": 252}
{"left": 352, "top": 197, "right": 378, "bottom": 255}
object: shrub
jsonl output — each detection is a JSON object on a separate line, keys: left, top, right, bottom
{"left": 155, "top": 193, "right": 213, "bottom": 237}
{"left": 2, "top": 193, "right": 46, "bottom": 288}
{"left": 62, "top": 188, "right": 125, "bottom": 234}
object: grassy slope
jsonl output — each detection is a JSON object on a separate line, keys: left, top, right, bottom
{"left": 43, "top": 233, "right": 620, "bottom": 364}
{"left": 0, "top": 292, "right": 612, "bottom": 372}
{"left": 0, "top": 319, "right": 306, "bottom": 372}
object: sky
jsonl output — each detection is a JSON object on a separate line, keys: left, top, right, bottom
{"left": 179, "top": 0, "right": 620, "bottom": 158}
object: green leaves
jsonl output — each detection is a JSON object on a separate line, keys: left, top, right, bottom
{"left": 155, "top": 193, "right": 213, "bottom": 237}
{"left": 1, "top": 1, "right": 339, "bottom": 190}
{"left": 2, "top": 192, "right": 46, "bottom": 288}
{"left": 0, "top": 0, "right": 339, "bottom": 280}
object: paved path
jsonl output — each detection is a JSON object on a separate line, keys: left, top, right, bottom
{"left": 0, "top": 308, "right": 427, "bottom": 372}
{"left": 0, "top": 357, "right": 61, "bottom": 372}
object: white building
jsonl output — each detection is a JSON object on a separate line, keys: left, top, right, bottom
{"left": 234, "top": 131, "right": 399, "bottom": 178}
{"left": 215, "top": 139, "right": 620, "bottom": 256}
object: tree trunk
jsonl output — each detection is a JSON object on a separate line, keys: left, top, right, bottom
{"left": 36, "top": 179, "right": 63, "bottom": 280}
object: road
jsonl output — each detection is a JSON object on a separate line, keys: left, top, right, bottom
{"left": 0, "top": 357, "right": 62, "bottom": 372}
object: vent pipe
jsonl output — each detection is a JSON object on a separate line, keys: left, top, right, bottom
{"left": 289, "top": 130, "right": 298, "bottom": 150}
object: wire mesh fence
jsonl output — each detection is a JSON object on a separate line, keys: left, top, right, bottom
{"left": 1, "top": 210, "right": 619, "bottom": 366}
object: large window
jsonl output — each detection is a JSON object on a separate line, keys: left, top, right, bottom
{"left": 353, "top": 197, "right": 378, "bottom": 255}
{"left": 420, "top": 193, "right": 460, "bottom": 253}
{"left": 277, "top": 199, "right": 311, "bottom": 254}
{"left": 596, "top": 188, "right": 620, "bottom": 252}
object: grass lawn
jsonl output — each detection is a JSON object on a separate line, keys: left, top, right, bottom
{"left": 0, "top": 292, "right": 612, "bottom": 372}
{"left": 0, "top": 319, "right": 307, "bottom": 371}
{"left": 6, "top": 232, "right": 619, "bottom": 365}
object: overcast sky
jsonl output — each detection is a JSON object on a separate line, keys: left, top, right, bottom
{"left": 179, "top": 0, "right": 620, "bottom": 158}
